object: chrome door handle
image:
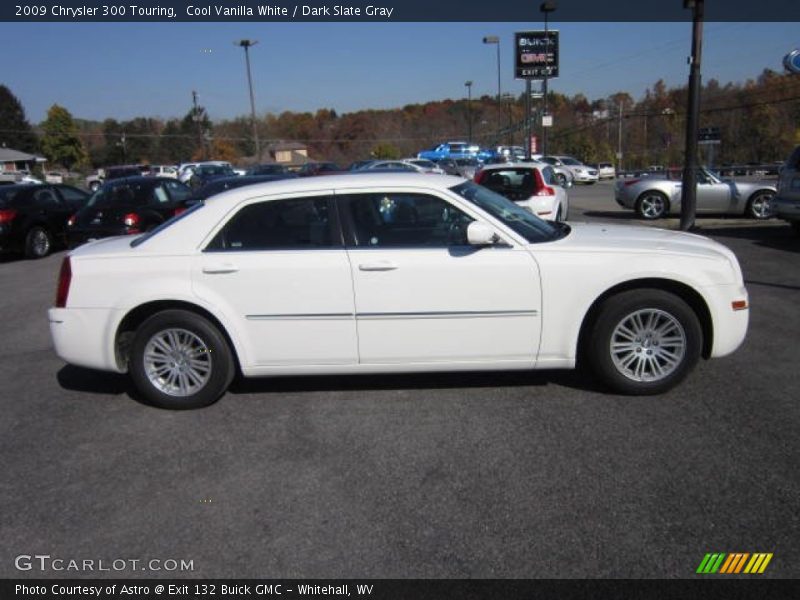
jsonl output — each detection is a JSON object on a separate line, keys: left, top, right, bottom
{"left": 358, "top": 261, "right": 398, "bottom": 271}
{"left": 202, "top": 263, "right": 239, "bottom": 274}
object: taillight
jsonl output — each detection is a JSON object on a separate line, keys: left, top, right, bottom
{"left": 55, "top": 257, "right": 72, "bottom": 308}
{"left": 474, "top": 171, "right": 485, "bottom": 184}
{"left": 0, "top": 208, "right": 18, "bottom": 224}
{"left": 123, "top": 212, "right": 140, "bottom": 229}
{"left": 173, "top": 206, "right": 187, "bottom": 217}
{"left": 67, "top": 213, "right": 77, "bottom": 227}
{"left": 533, "top": 169, "right": 555, "bottom": 196}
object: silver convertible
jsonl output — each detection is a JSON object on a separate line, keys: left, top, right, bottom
{"left": 615, "top": 168, "right": 776, "bottom": 220}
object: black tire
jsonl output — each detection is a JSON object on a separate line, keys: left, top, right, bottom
{"left": 635, "top": 191, "right": 669, "bottom": 220}
{"left": 586, "top": 289, "right": 703, "bottom": 395}
{"left": 745, "top": 190, "right": 775, "bottom": 220}
{"left": 129, "top": 309, "right": 235, "bottom": 409}
{"left": 24, "top": 226, "right": 53, "bottom": 259}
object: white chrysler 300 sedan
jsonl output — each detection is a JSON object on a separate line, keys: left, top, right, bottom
{"left": 49, "top": 173, "right": 749, "bottom": 409}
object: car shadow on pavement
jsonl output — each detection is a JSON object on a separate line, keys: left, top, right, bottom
{"left": 704, "top": 223, "right": 800, "bottom": 254}
{"left": 581, "top": 210, "right": 641, "bottom": 221}
{"left": 57, "top": 365, "right": 136, "bottom": 396}
{"left": 228, "top": 367, "right": 605, "bottom": 396}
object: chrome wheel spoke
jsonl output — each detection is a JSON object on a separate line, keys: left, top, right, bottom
{"left": 610, "top": 308, "right": 686, "bottom": 383}
{"left": 143, "top": 328, "right": 213, "bottom": 397}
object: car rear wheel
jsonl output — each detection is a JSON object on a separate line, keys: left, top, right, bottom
{"left": 555, "top": 173, "right": 567, "bottom": 187}
{"left": 745, "top": 190, "right": 775, "bottom": 219}
{"left": 587, "top": 289, "right": 702, "bottom": 395}
{"left": 129, "top": 310, "right": 235, "bottom": 409}
{"left": 636, "top": 192, "right": 669, "bottom": 219}
{"left": 24, "top": 226, "right": 53, "bottom": 259}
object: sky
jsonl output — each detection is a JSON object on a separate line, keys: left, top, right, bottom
{"left": 1, "top": 21, "right": 798, "bottom": 124}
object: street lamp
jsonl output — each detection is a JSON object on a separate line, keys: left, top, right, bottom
{"left": 236, "top": 39, "right": 260, "bottom": 160}
{"left": 465, "top": 80, "right": 473, "bottom": 144}
{"left": 540, "top": 1, "right": 556, "bottom": 157}
{"left": 482, "top": 36, "right": 501, "bottom": 101}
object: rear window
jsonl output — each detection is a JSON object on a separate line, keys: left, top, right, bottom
{"left": 481, "top": 168, "right": 538, "bottom": 194}
{"left": 86, "top": 182, "right": 152, "bottom": 208}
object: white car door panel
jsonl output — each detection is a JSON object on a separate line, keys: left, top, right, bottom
{"left": 191, "top": 193, "right": 358, "bottom": 367}
{"left": 337, "top": 189, "right": 542, "bottom": 365}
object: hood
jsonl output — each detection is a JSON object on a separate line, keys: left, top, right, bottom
{"left": 551, "top": 222, "right": 740, "bottom": 267}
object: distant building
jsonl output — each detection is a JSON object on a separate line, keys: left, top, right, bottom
{"left": 0, "top": 147, "right": 47, "bottom": 172}
{"left": 268, "top": 142, "right": 309, "bottom": 167}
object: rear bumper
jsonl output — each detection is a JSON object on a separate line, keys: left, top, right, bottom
{"left": 48, "top": 307, "right": 126, "bottom": 373}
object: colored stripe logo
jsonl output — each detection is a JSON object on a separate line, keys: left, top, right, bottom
{"left": 696, "top": 553, "right": 773, "bottom": 574}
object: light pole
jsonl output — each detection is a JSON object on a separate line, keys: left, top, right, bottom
{"left": 465, "top": 80, "right": 473, "bottom": 144}
{"left": 236, "top": 39, "right": 260, "bottom": 161}
{"left": 482, "top": 36, "right": 501, "bottom": 101}
{"left": 540, "top": 1, "right": 556, "bottom": 157}
{"left": 680, "top": 0, "right": 704, "bottom": 231}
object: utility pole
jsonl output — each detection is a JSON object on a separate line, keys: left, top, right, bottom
{"left": 191, "top": 90, "right": 206, "bottom": 160}
{"left": 482, "top": 36, "right": 501, "bottom": 101}
{"left": 237, "top": 39, "right": 260, "bottom": 161}
{"left": 525, "top": 80, "right": 532, "bottom": 159}
{"left": 617, "top": 100, "right": 623, "bottom": 172}
{"left": 465, "top": 80, "right": 473, "bottom": 144}
{"left": 540, "top": 1, "right": 556, "bottom": 157}
{"left": 680, "top": 0, "right": 704, "bottom": 231}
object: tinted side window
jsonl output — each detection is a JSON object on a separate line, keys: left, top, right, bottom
{"left": 165, "top": 180, "right": 192, "bottom": 202}
{"left": 207, "top": 197, "right": 334, "bottom": 251}
{"left": 33, "top": 188, "right": 60, "bottom": 208}
{"left": 56, "top": 185, "right": 88, "bottom": 204}
{"left": 343, "top": 193, "right": 473, "bottom": 248}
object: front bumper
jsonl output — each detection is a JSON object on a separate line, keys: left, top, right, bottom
{"left": 49, "top": 307, "right": 126, "bottom": 373}
{"left": 771, "top": 194, "right": 800, "bottom": 222}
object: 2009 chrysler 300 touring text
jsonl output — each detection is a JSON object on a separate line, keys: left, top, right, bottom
{"left": 48, "top": 173, "right": 749, "bottom": 409}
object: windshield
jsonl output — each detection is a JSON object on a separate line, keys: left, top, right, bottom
{"left": 449, "top": 181, "right": 562, "bottom": 243}
{"left": 560, "top": 157, "right": 583, "bottom": 166}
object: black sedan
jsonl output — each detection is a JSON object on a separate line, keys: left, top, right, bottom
{"left": 0, "top": 183, "right": 89, "bottom": 258}
{"left": 67, "top": 177, "right": 192, "bottom": 247}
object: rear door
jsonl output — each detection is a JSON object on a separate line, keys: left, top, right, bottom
{"left": 192, "top": 191, "right": 358, "bottom": 368}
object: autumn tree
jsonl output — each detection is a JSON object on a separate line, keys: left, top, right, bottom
{"left": 40, "top": 104, "right": 88, "bottom": 170}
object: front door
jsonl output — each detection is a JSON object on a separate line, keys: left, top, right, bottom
{"left": 336, "top": 189, "right": 541, "bottom": 365}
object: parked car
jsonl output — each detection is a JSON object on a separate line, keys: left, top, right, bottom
{"left": 49, "top": 173, "right": 748, "bottom": 409}
{"left": 539, "top": 156, "right": 599, "bottom": 184}
{"left": 245, "top": 164, "right": 288, "bottom": 176}
{"left": 356, "top": 160, "right": 440, "bottom": 173}
{"left": 150, "top": 165, "right": 179, "bottom": 179}
{"left": 347, "top": 160, "right": 374, "bottom": 171}
{"left": 474, "top": 162, "right": 568, "bottom": 221}
{"left": 44, "top": 171, "right": 64, "bottom": 184}
{"left": 453, "top": 158, "right": 480, "bottom": 180}
{"left": 187, "top": 163, "right": 237, "bottom": 191}
{"left": 297, "top": 162, "right": 343, "bottom": 177}
{"left": 404, "top": 158, "right": 445, "bottom": 174}
{"left": 85, "top": 165, "right": 143, "bottom": 192}
{"left": 434, "top": 158, "right": 460, "bottom": 176}
{"left": 0, "top": 183, "right": 89, "bottom": 258}
{"left": 771, "top": 145, "right": 800, "bottom": 235}
{"left": 593, "top": 162, "right": 616, "bottom": 179}
{"left": 177, "top": 161, "right": 232, "bottom": 183}
{"left": 615, "top": 167, "right": 776, "bottom": 220}
{"left": 67, "top": 177, "right": 192, "bottom": 246}
{"left": 417, "top": 142, "right": 493, "bottom": 163}
{"left": 184, "top": 174, "right": 298, "bottom": 204}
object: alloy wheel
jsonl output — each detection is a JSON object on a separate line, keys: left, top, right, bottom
{"left": 609, "top": 308, "right": 687, "bottom": 382}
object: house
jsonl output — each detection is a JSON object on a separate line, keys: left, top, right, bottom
{"left": 0, "top": 147, "right": 47, "bottom": 173}
{"left": 267, "top": 142, "right": 310, "bottom": 168}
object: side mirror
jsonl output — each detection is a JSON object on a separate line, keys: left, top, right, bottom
{"left": 467, "top": 221, "right": 499, "bottom": 246}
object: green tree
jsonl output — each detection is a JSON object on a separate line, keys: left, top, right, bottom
{"left": 0, "top": 85, "right": 38, "bottom": 152}
{"left": 40, "top": 104, "right": 87, "bottom": 170}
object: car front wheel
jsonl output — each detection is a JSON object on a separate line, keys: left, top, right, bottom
{"left": 129, "top": 310, "right": 235, "bottom": 409}
{"left": 587, "top": 289, "right": 702, "bottom": 395}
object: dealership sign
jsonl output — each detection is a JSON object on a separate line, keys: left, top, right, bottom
{"left": 515, "top": 31, "right": 559, "bottom": 79}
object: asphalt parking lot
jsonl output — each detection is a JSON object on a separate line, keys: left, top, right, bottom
{"left": 1, "top": 180, "right": 798, "bottom": 579}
